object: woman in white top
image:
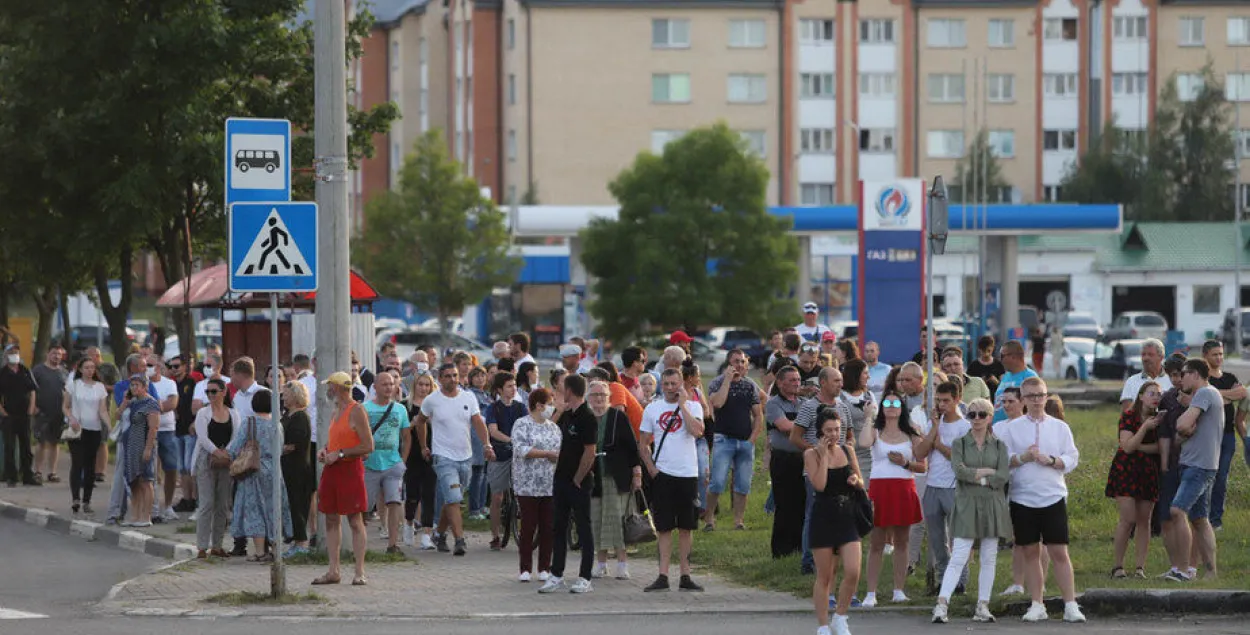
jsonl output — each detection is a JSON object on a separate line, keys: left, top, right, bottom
{"left": 63, "top": 358, "right": 110, "bottom": 515}
{"left": 510, "top": 388, "right": 562, "bottom": 582}
{"left": 856, "top": 390, "right": 926, "bottom": 608}
{"left": 192, "top": 378, "right": 242, "bottom": 558}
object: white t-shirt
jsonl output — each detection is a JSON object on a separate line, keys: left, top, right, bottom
{"left": 233, "top": 382, "right": 263, "bottom": 420}
{"left": 192, "top": 375, "right": 232, "bottom": 411}
{"left": 68, "top": 379, "right": 108, "bottom": 431}
{"left": 152, "top": 376, "right": 178, "bottom": 432}
{"left": 914, "top": 416, "right": 972, "bottom": 489}
{"left": 640, "top": 398, "right": 704, "bottom": 478}
{"left": 1120, "top": 371, "right": 1173, "bottom": 403}
{"left": 795, "top": 323, "right": 832, "bottom": 343}
{"left": 420, "top": 388, "right": 482, "bottom": 462}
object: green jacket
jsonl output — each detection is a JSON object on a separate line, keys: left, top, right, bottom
{"left": 949, "top": 432, "right": 1013, "bottom": 540}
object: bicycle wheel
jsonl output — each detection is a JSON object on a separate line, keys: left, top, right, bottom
{"left": 500, "top": 490, "right": 516, "bottom": 549}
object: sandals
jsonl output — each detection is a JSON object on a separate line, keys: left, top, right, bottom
{"left": 352, "top": 577, "right": 368, "bottom": 586}
{"left": 1134, "top": 567, "right": 1147, "bottom": 579}
{"left": 246, "top": 553, "right": 275, "bottom": 563}
{"left": 1111, "top": 567, "right": 1128, "bottom": 580}
{"left": 311, "top": 574, "right": 341, "bottom": 585}
{"left": 46, "top": 474, "right": 61, "bottom": 483}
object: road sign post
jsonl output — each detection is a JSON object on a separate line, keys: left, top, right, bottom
{"left": 228, "top": 201, "right": 317, "bottom": 597}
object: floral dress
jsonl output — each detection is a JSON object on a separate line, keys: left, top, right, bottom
{"left": 228, "top": 415, "right": 293, "bottom": 541}
{"left": 510, "top": 415, "right": 561, "bottom": 497}
{"left": 1105, "top": 409, "right": 1160, "bottom": 501}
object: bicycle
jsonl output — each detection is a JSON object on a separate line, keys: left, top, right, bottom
{"left": 500, "top": 486, "right": 522, "bottom": 549}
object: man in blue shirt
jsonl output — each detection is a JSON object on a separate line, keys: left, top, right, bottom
{"left": 993, "top": 341, "right": 1037, "bottom": 423}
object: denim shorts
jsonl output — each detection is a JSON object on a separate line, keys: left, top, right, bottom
{"left": 156, "top": 431, "right": 181, "bottom": 472}
{"left": 1171, "top": 465, "right": 1216, "bottom": 521}
{"left": 177, "top": 435, "right": 197, "bottom": 475}
{"left": 709, "top": 434, "right": 755, "bottom": 496}
{"left": 432, "top": 455, "right": 472, "bottom": 506}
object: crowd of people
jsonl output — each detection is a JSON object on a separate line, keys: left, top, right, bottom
{"left": 0, "top": 310, "right": 1246, "bottom": 635}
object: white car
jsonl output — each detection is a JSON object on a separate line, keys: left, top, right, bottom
{"left": 1041, "top": 337, "right": 1097, "bottom": 380}
{"left": 375, "top": 318, "right": 409, "bottom": 335}
{"left": 163, "top": 332, "right": 223, "bottom": 360}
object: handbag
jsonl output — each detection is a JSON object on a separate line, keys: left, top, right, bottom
{"left": 844, "top": 445, "right": 874, "bottom": 537}
{"left": 229, "top": 416, "right": 260, "bottom": 479}
{"left": 622, "top": 490, "right": 657, "bottom": 545}
{"left": 61, "top": 425, "right": 82, "bottom": 441}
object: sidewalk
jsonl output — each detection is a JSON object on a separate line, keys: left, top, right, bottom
{"left": 3, "top": 460, "right": 809, "bottom": 619}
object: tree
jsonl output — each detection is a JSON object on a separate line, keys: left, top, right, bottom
{"left": 1056, "top": 120, "right": 1154, "bottom": 211}
{"left": 580, "top": 122, "right": 799, "bottom": 343}
{"left": 950, "top": 129, "right": 1013, "bottom": 203}
{"left": 353, "top": 130, "right": 521, "bottom": 334}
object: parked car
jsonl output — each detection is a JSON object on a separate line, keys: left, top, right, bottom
{"left": 1092, "top": 339, "right": 1145, "bottom": 380}
{"left": 418, "top": 317, "right": 464, "bottom": 334}
{"left": 162, "top": 332, "right": 223, "bottom": 360}
{"left": 381, "top": 328, "right": 494, "bottom": 364}
{"left": 374, "top": 318, "right": 409, "bottom": 335}
{"left": 828, "top": 320, "right": 859, "bottom": 340}
{"left": 1041, "top": 337, "right": 1097, "bottom": 380}
{"left": 612, "top": 336, "right": 728, "bottom": 375}
{"left": 1061, "top": 312, "right": 1104, "bottom": 341}
{"left": 1104, "top": 311, "right": 1168, "bottom": 342}
{"left": 1220, "top": 308, "right": 1250, "bottom": 349}
{"left": 702, "top": 327, "right": 769, "bottom": 368}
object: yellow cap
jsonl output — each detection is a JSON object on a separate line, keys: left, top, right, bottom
{"left": 322, "top": 371, "right": 353, "bottom": 388}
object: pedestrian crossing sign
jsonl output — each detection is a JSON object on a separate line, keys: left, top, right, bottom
{"left": 228, "top": 202, "right": 318, "bottom": 293}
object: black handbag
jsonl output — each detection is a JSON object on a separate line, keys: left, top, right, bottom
{"left": 843, "top": 446, "right": 874, "bottom": 537}
{"left": 622, "top": 490, "right": 657, "bottom": 545}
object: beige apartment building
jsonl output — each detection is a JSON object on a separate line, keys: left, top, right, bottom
{"left": 353, "top": 0, "right": 1250, "bottom": 209}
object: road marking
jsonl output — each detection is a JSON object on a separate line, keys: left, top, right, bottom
{"left": 0, "top": 607, "right": 49, "bottom": 619}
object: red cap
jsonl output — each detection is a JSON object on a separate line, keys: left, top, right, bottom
{"left": 669, "top": 330, "right": 693, "bottom": 345}
{"left": 821, "top": 331, "right": 836, "bottom": 342}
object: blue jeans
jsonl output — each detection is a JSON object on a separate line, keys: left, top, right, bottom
{"left": 801, "top": 476, "right": 816, "bottom": 573}
{"left": 696, "top": 438, "right": 710, "bottom": 511}
{"left": 1210, "top": 431, "right": 1236, "bottom": 527}
{"left": 1172, "top": 465, "right": 1216, "bottom": 521}
{"left": 431, "top": 455, "right": 472, "bottom": 506}
{"left": 709, "top": 435, "right": 755, "bottom": 496}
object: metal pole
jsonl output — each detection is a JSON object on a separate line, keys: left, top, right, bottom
{"left": 314, "top": 0, "right": 352, "bottom": 551}
{"left": 270, "top": 294, "right": 286, "bottom": 597}
{"left": 1236, "top": 50, "right": 1244, "bottom": 358}
{"left": 927, "top": 201, "right": 936, "bottom": 414}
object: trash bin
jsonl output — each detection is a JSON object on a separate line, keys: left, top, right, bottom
{"left": 1077, "top": 355, "right": 1089, "bottom": 383}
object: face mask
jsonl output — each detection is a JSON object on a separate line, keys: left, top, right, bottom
{"left": 416, "top": 362, "right": 429, "bottom": 373}
{"left": 543, "top": 404, "right": 556, "bottom": 419}
{"left": 145, "top": 367, "right": 156, "bottom": 379}
{"left": 6, "top": 355, "right": 19, "bottom": 365}
{"left": 204, "top": 365, "right": 215, "bottom": 377}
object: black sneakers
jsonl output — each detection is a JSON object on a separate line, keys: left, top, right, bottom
{"left": 644, "top": 574, "right": 703, "bottom": 592}
{"left": 644, "top": 574, "right": 670, "bottom": 592}
{"left": 435, "top": 533, "right": 450, "bottom": 553}
{"left": 454, "top": 538, "right": 467, "bottom": 556}
{"left": 678, "top": 575, "right": 704, "bottom": 592}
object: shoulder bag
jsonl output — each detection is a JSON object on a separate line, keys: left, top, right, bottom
{"left": 230, "top": 416, "right": 261, "bottom": 479}
{"left": 622, "top": 489, "right": 657, "bottom": 545}
{"left": 843, "top": 445, "right": 874, "bottom": 538}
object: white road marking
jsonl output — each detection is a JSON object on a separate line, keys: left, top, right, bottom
{"left": 0, "top": 607, "right": 49, "bottom": 619}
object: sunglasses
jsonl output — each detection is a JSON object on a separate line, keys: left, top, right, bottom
{"left": 168, "top": 364, "right": 181, "bottom": 369}
{"left": 205, "top": 389, "right": 222, "bottom": 395}
{"left": 968, "top": 411, "right": 992, "bottom": 420}
{"left": 881, "top": 399, "right": 902, "bottom": 408}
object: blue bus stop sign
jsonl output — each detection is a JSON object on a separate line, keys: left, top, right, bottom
{"left": 224, "top": 118, "right": 292, "bottom": 209}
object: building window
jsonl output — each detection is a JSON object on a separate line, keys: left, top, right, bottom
{"left": 728, "top": 74, "right": 767, "bottom": 103}
{"left": 1177, "top": 73, "right": 1204, "bottom": 102}
{"left": 739, "top": 130, "right": 766, "bottom": 157}
{"left": 1119, "top": 129, "right": 1148, "bottom": 152}
{"left": 1113, "top": 16, "right": 1147, "bottom": 40}
{"left": 1043, "top": 18, "right": 1078, "bottom": 41}
{"left": 1180, "top": 17, "right": 1204, "bottom": 46}
{"left": 507, "top": 74, "right": 517, "bottom": 105}
{"left": 507, "top": 18, "right": 515, "bottom": 49}
{"left": 1229, "top": 17, "right": 1250, "bottom": 45}
{"left": 652, "top": 18, "right": 691, "bottom": 48}
{"left": 1228, "top": 73, "right": 1250, "bottom": 101}
{"left": 1043, "top": 185, "right": 1064, "bottom": 202}
{"left": 1193, "top": 285, "right": 1221, "bottom": 314}
{"left": 454, "top": 131, "right": 463, "bottom": 161}
{"left": 800, "top": 183, "right": 835, "bottom": 205}
{"left": 1235, "top": 129, "right": 1250, "bottom": 158}
{"left": 990, "top": 186, "right": 1014, "bottom": 203}
{"left": 1043, "top": 73, "right": 1078, "bottom": 97}
{"left": 859, "top": 128, "right": 895, "bottom": 153}
{"left": 988, "top": 130, "right": 1016, "bottom": 158}
{"left": 652, "top": 73, "right": 692, "bottom": 103}
{"left": 927, "top": 130, "right": 965, "bottom": 158}
{"left": 858, "top": 73, "right": 895, "bottom": 98}
{"left": 800, "top": 128, "right": 835, "bottom": 153}
{"left": 729, "top": 19, "right": 766, "bottom": 48}
{"left": 927, "top": 73, "right": 965, "bottom": 103}
{"left": 927, "top": 19, "right": 966, "bottom": 48}
{"left": 988, "top": 74, "right": 1015, "bottom": 102}
{"left": 1112, "top": 72, "right": 1148, "bottom": 95}
{"left": 651, "top": 129, "right": 685, "bottom": 154}
{"left": 860, "top": 19, "right": 895, "bottom": 44}
{"left": 507, "top": 130, "right": 517, "bottom": 161}
{"left": 800, "top": 19, "right": 835, "bottom": 43}
{"left": 391, "top": 42, "right": 400, "bottom": 72}
{"left": 988, "top": 19, "right": 1015, "bottom": 47}
{"left": 1043, "top": 129, "right": 1078, "bottom": 151}
{"left": 800, "top": 73, "right": 835, "bottom": 98}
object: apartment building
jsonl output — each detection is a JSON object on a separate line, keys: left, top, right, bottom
{"left": 351, "top": 0, "right": 1250, "bottom": 212}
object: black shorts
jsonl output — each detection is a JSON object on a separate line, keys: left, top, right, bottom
{"left": 650, "top": 472, "right": 699, "bottom": 532}
{"left": 1010, "top": 499, "right": 1070, "bottom": 546}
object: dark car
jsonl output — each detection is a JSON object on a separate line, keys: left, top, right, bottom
{"left": 1092, "top": 340, "right": 1144, "bottom": 380}
{"left": 1220, "top": 308, "right": 1250, "bottom": 349}
{"left": 703, "top": 327, "right": 770, "bottom": 368}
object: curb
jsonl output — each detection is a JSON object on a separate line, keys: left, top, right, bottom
{"left": 1002, "top": 589, "right": 1250, "bottom": 616}
{"left": 0, "top": 498, "right": 197, "bottom": 561}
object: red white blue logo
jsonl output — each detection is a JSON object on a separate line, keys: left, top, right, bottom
{"left": 874, "top": 185, "right": 912, "bottom": 227}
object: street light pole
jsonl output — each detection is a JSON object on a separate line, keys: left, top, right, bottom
{"left": 1236, "top": 51, "right": 1244, "bottom": 358}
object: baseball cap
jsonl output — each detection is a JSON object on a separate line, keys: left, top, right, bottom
{"left": 821, "top": 330, "right": 836, "bottom": 342}
{"left": 803, "top": 302, "right": 819, "bottom": 314}
{"left": 559, "top": 344, "right": 581, "bottom": 357}
{"left": 669, "top": 330, "right": 693, "bottom": 345}
{"left": 322, "top": 371, "right": 353, "bottom": 388}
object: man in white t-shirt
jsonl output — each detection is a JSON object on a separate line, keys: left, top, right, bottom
{"left": 230, "top": 357, "right": 263, "bottom": 420}
{"left": 795, "top": 302, "right": 832, "bottom": 344}
{"left": 147, "top": 354, "right": 181, "bottom": 522}
{"left": 191, "top": 353, "right": 231, "bottom": 414}
{"left": 915, "top": 380, "right": 972, "bottom": 595}
{"left": 414, "top": 362, "right": 494, "bottom": 556}
{"left": 1119, "top": 339, "right": 1171, "bottom": 410}
{"left": 639, "top": 368, "right": 706, "bottom": 593}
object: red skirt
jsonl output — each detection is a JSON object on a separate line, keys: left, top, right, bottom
{"left": 868, "top": 478, "right": 923, "bottom": 528}
{"left": 318, "top": 458, "right": 368, "bottom": 516}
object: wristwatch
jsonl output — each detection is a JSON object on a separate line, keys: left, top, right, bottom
{"left": 337, "top": 450, "right": 345, "bottom": 460}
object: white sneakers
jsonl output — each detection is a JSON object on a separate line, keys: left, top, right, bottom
{"left": 883, "top": 544, "right": 894, "bottom": 556}
{"left": 831, "top": 614, "right": 852, "bottom": 635}
{"left": 891, "top": 589, "right": 909, "bottom": 603}
{"left": 933, "top": 600, "right": 995, "bottom": 624}
{"left": 379, "top": 525, "right": 389, "bottom": 540}
{"left": 538, "top": 571, "right": 551, "bottom": 581}
{"left": 931, "top": 603, "right": 949, "bottom": 624}
{"left": 817, "top": 625, "right": 833, "bottom": 635}
{"left": 615, "top": 562, "right": 630, "bottom": 580}
{"left": 538, "top": 576, "right": 565, "bottom": 593}
{"left": 419, "top": 533, "right": 435, "bottom": 550}
{"left": 162, "top": 507, "right": 179, "bottom": 522}
{"left": 538, "top": 576, "right": 593, "bottom": 594}
{"left": 593, "top": 563, "right": 609, "bottom": 579}
{"left": 568, "top": 578, "right": 593, "bottom": 594}
{"left": 1063, "top": 601, "right": 1086, "bottom": 623}
{"left": 518, "top": 571, "right": 532, "bottom": 583}
{"left": 403, "top": 524, "right": 415, "bottom": 547}
{"left": 860, "top": 592, "right": 877, "bottom": 608}
{"left": 999, "top": 584, "right": 1025, "bottom": 596}
{"left": 1022, "top": 602, "right": 1049, "bottom": 622}
{"left": 973, "top": 601, "right": 996, "bottom": 623}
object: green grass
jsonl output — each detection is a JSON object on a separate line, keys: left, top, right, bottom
{"left": 174, "top": 523, "right": 196, "bottom": 534}
{"left": 643, "top": 405, "right": 1249, "bottom": 605}
{"left": 204, "top": 591, "right": 325, "bottom": 606}
{"left": 282, "top": 549, "right": 412, "bottom": 566}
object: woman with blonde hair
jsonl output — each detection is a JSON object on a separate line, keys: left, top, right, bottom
{"left": 281, "top": 380, "right": 314, "bottom": 556}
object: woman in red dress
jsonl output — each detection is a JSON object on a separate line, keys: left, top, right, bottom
{"left": 1105, "top": 381, "right": 1161, "bottom": 579}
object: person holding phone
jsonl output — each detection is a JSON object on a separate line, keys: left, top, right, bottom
{"left": 1106, "top": 381, "right": 1162, "bottom": 580}
{"left": 806, "top": 407, "right": 864, "bottom": 635}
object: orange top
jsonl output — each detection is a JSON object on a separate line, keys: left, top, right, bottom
{"left": 608, "top": 382, "right": 643, "bottom": 439}
{"left": 326, "top": 403, "right": 362, "bottom": 455}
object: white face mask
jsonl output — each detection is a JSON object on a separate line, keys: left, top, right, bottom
{"left": 6, "top": 354, "right": 19, "bottom": 365}
{"left": 543, "top": 404, "right": 556, "bottom": 419}
{"left": 416, "top": 362, "right": 429, "bottom": 373}
{"left": 204, "top": 365, "right": 215, "bottom": 377}
{"left": 145, "top": 367, "right": 156, "bottom": 379}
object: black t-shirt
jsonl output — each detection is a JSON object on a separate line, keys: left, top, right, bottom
{"left": 0, "top": 364, "right": 37, "bottom": 417}
{"left": 707, "top": 376, "right": 761, "bottom": 440}
{"left": 555, "top": 402, "right": 598, "bottom": 486}
{"left": 175, "top": 376, "right": 197, "bottom": 436}
{"left": 1208, "top": 371, "right": 1239, "bottom": 435}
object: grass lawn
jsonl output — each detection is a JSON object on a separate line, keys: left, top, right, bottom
{"left": 634, "top": 405, "right": 1249, "bottom": 607}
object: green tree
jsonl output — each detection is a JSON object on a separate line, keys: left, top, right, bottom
{"left": 580, "top": 122, "right": 798, "bottom": 343}
{"left": 353, "top": 130, "right": 521, "bottom": 334}
{"left": 951, "top": 129, "right": 1013, "bottom": 203}
{"left": 1056, "top": 121, "right": 1152, "bottom": 210}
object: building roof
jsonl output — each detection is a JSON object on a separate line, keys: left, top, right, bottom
{"left": 520, "top": 0, "right": 781, "bottom": 8}
{"left": 367, "top": 0, "right": 431, "bottom": 23}
{"left": 911, "top": 0, "right": 1037, "bottom": 7}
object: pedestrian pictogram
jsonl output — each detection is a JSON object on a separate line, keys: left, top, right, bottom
{"left": 228, "top": 202, "right": 318, "bottom": 293}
